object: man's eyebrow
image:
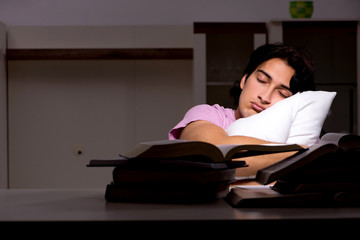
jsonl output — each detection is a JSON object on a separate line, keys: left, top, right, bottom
{"left": 258, "top": 69, "right": 291, "bottom": 91}
{"left": 258, "top": 69, "right": 272, "bottom": 80}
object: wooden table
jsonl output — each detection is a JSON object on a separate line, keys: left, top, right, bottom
{"left": 1, "top": 188, "right": 360, "bottom": 237}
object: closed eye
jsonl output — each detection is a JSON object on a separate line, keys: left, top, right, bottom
{"left": 278, "top": 89, "right": 292, "bottom": 98}
{"left": 257, "top": 78, "right": 268, "bottom": 84}
{"left": 256, "top": 70, "right": 270, "bottom": 85}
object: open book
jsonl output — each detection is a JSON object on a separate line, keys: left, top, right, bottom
{"left": 88, "top": 140, "right": 305, "bottom": 170}
{"left": 255, "top": 132, "right": 360, "bottom": 186}
{"left": 117, "top": 139, "right": 304, "bottom": 163}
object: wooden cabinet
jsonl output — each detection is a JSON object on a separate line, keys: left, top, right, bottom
{"left": 280, "top": 20, "right": 358, "bottom": 134}
{"left": 194, "top": 21, "right": 359, "bottom": 134}
{"left": 3, "top": 26, "right": 194, "bottom": 188}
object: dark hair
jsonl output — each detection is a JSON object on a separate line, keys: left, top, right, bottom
{"left": 229, "top": 42, "right": 316, "bottom": 107}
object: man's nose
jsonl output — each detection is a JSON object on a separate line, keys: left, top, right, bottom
{"left": 258, "top": 89, "right": 272, "bottom": 104}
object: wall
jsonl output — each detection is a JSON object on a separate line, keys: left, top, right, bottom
{"left": 0, "top": 0, "right": 359, "bottom": 26}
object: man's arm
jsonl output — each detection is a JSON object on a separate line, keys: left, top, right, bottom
{"left": 179, "top": 120, "right": 298, "bottom": 178}
{"left": 179, "top": 120, "right": 273, "bottom": 145}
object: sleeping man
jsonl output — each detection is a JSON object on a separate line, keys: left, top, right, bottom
{"left": 168, "top": 43, "right": 336, "bottom": 177}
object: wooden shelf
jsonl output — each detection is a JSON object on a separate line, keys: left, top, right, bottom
{"left": 271, "top": 18, "right": 360, "bottom": 22}
{"left": 194, "top": 22, "right": 267, "bottom": 34}
{"left": 207, "top": 82, "right": 233, "bottom": 86}
{"left": 6, "top": 48, "right": 193, "bottom": 60}
{"left": 282, "top": 21, "right": 357, "bottom": 34}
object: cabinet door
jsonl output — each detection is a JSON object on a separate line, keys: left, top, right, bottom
{"left": 206, "top": 33, "right": 254, "bottom": 108}
{"left": 194, "top": 23, "right": 267, "bottom": 108}
{"left": 283, "top": 21, "right": 357, "bottom": 134}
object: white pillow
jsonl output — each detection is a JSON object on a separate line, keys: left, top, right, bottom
{"left": 226, "top": 91, "right": 337, "bottom": 146}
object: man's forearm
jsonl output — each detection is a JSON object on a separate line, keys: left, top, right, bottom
{"left": 179, "top": 120, "right": 273, "bottom": 145}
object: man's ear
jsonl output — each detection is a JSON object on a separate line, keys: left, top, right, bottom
{"left": 240, "top": 74, "right": 248, "bottom": 90}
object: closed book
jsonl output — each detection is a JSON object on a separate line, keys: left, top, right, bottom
{"left": 112, "top": 166, "right": 237, "bottom": 186}
{"left": 226, "top": 186, "right": 333, "bottom": 207}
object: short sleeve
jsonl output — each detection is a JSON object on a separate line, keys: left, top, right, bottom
{"left": 168, "top": 104, "right": 235, "bottom": 140}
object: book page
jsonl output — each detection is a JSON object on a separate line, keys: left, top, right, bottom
{"left": 217, "top": 143, "right": 305, "bottom": 161}
{"left": 320, "top": 132, "right": 348, "bottom": 145}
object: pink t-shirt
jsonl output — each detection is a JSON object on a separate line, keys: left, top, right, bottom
{"left": 168, "top": 104, "right": 236, "bottom": 140}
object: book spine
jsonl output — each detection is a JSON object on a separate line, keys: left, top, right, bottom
{"left": 112, "top": 167, "right": 236, "bottom": 185}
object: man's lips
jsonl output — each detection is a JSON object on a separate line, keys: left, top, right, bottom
{"left": 251, "top": 102, "right": 265, "bottom": 113}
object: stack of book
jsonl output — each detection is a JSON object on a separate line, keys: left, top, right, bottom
{"left": 226, "top": 132, "right": 360, "bottom": 207}
{"left": 88, "top": 139, "right": 304, "bottom": 203}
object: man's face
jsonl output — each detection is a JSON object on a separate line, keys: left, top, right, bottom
{"left": 236, "top": 58, "right": 295, "bottom": 119}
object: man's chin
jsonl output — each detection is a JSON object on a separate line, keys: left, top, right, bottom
{"left": 242, "top": 111, "right": 258, "bottom": 118}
